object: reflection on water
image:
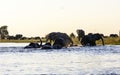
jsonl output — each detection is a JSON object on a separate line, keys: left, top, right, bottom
{"left": 0, "top": 43, "right": 120, "bottom": 75}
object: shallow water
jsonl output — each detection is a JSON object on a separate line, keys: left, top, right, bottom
{"left": 0, "top": 43, "right": 120, "bottom": 75}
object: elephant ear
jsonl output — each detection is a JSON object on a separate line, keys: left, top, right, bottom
{"left": 94, "top": 33, "right": 102, "bottom": 40}
{"left": 94, "top": 33, "right": 104, "bottom": 46}
{"left": 53, "top": 37, "right": 65, "bottom": 47}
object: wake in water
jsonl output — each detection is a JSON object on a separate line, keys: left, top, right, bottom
{"left": 0, "top": 43, "right": 120, "bottom": 75}
{"left": 0, "top": 45, "right": 120, "bottom": 54}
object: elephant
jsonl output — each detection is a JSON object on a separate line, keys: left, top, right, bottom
{"left": 76, "top": 29, "right": 85, "bottom": 41}
{"left": 110, "top": 34, "right": 118, "bottom": 37}
{"left": 81, "top": 33, "right": 104, "bottom": 46}
{"left": 46, "top": 32, "right": 73, "bottom": 47}
{"left": 24, "top": 37, "right": 52, "bottom": 49}
{"left": 52, "top": 37, "right": 66, "bottom": 49}
{"left": 24, "top": 42, "right": 41, "bottom": 48}
{"left": 42, "top": 37, "right": 66, "bottom": 49}
{"left": 24, "top": 37, "right": 66, "bottom": 49}
{"left": 41, "top": 42, "right": 52, "bottom": 49}
{"left": 24, "top": 37, "right": 42, "bottom": 48}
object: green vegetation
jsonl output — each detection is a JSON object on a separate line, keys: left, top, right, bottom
{"left": 0, "top": 25, "right": 120, "bottom": 45}
{"left": 0, "top": 25, "right": 9, "bottom": 39}
{"left": 0, "top": 37, "right": 120, "bottom": 45}
{"left": 71, "top": 37, "right": 120, "bottom": 45}
{"left": 97, "top": 37, "right": 120, "bottom": 45}
{"left": 95, "top": 37, "right": 120, "bottom": 45}
{"left": 0, "top": 39, "right": 46, "bottom": 43}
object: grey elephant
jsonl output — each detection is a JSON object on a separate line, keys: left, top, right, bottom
{"left": 24, "top": 36, "right": 67, "bottom": 49}
{"left": 81, "top": 33, "right": 104, "bottom": 46}
{"left": 24, "top": 37, "right": 42, "bottom": 48}
{"left": 76, "top": 29, "right": 85, "bottom": 41}
{"left": 46, "top": 32, "right": 73, "bottom": 47}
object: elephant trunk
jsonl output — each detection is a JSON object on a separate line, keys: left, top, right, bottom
{"left": 69, "top": 38, "right": 74, "bottom": 46}
{"left": 39, "top": 37, "right": 43, "bottom": 47}
{"left": 100, "top": 37, "right": 104, "bottom": 46}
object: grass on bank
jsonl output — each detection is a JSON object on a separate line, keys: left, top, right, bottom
{"left": 0, "top": 39, "right": 46, "bottom": 43}
{"left": 98, "top": 37, "right": 120, "bottom": 45}
{"left": 0, "top": 37, "right": 120, "bottom": 45}
{"left": 72, "top": 37, "right": 120, "bottom": 45}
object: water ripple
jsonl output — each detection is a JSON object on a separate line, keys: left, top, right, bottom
{"left": 0, "top": 45, "right": 120, "bottom": 54}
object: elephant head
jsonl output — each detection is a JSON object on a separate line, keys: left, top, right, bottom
{"left": 24, "top": 37, "right": 42, "bottom": 48}
{"left": 53, "top": 37, "right": 66, "bottom": 49}
{"left": 45, "top": 32, "right": 57, "bottom": 43}
{"left": 93, "top": 33, "right": 104, "bottom": 46}
{"left": 42, "top": 37, "right": 66, "bottom": 49}
{"left": 76, "top": 29, "right": 85, "bottom": 41}
{"left": 46, "top": 32, "right": 73, "bottom": 47}
{"left": 41, "top": 42, "right": 52, "bottom": 49}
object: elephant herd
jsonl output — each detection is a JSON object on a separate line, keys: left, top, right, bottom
{"left": 24, "top": 37, "right": 66, "bottom": 49}
{"left": 24, "top": 31, "right": 105, "bottom": 49}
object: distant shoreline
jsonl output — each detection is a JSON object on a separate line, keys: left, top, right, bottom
{"left": 0, "top": 37, "right": 120, "bottom": 45}
{"left": 0, "top": 39, "right": 46, "bottom": 43}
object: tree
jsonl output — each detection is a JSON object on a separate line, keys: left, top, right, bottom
{"left": 7, "top": 36, "right": 15, "bottom": 40}
{"left": 34, "top": 36, "right": 40, "bottom": 40}
{"left": 0, "top": 25, "right": 9, "bottom": 39}
{"left": 21, "top": 37, "right": 27, "bottom": 40}
{"left": 15, "top": 34, "right": 23, "bottom": 40}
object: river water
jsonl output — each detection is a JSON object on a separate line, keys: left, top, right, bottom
{"left": 0, "top": 43, "right": 120, "bottom": 75}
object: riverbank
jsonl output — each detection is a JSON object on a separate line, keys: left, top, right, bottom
{"left": 0, "top": 37, "right": 120, "bottom": 45}
{"left": 97, "top": 37, "right": 120, "bottom": 45}
{"left": 71, "top": 37, "right": 120, "bottom": 45}
{"left": 0, "top": 39, "right": 46, "bottom": 43}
